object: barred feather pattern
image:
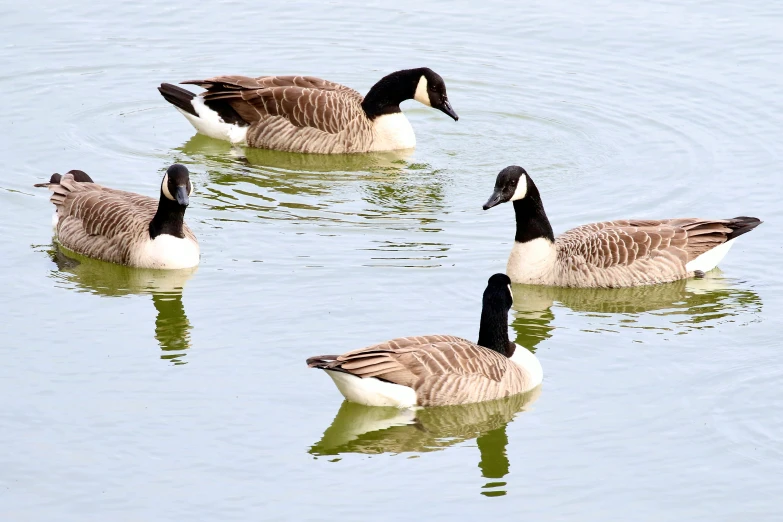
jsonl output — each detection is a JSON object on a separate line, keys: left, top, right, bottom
{"left": 184, "top": 75, "right": 376, "bottom": 154}
{"left": 49, "top": 176, "right": 197, "bottom": 266}
{"left": 307, "top": 335, "right": 536, "bottom": 407}
{"left": 546, "top": 218, "right": 750, "bottom": 287}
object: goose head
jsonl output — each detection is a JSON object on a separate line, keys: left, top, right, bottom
{"left": 411, "top": 68, "right": 459, "bottom": 121}
{"left": 363, "top": 68, "right": 459, "bottom": 121}
{"left": 482, "top": 166, "right": 531, "bottom": 210}
{"left": 478, "top": 273, "right": 514, "bottom": 355}
{"left": 161, "top": 164, "right": 193, "bottom": 208}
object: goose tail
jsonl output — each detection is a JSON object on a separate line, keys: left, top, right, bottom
{"left": 726, "top": 216, "right": 762, "bottom": 240}
{"left": 34, "top": 170, "right": 94, "bottom": 188}
{"left": 158, "top": 83, "right": 198, "bottom": 117}
{"left": 306, "top": 355, "right": 340, "bottom": 369}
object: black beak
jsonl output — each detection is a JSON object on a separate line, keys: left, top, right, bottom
{"left": 175, "top": 186, "right": 189, "bottom": 207}
{"left": 483, "top": 189, "right": 504, "bottom": 210}
{"left": 439, "top": 100, "right": 459, "bottom": 121}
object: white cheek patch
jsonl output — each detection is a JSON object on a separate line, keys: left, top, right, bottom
{"left": 161, "top": 173, "right": 175, "bottom": 201}
{"left": 413, "top": 76, "right": 431, "bottom": 106}
{"left": 189, "top": 182, "right": 194, "bottom": 196}
{"left": 509, "top": 178, "right": 528, "bottom": 202}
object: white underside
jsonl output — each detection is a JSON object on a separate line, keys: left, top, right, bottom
{"left": 324, "top": 342, "right": 543, "bottom": 408}
{"left": 370, "top": 113, "right": 416, "bottom": 151}
{"left": 507, "top": 238, "right": 558, "bottom": 284}
{"left": 685, "top": 238, "right": 735, "bottom": 273}
{"left": 178, "top": 97, "right": 248, "bottom": 145}
{"left": 325, "top": 370, "right": 418, "bottom": 408}
{"left": 51, "top": 211, "right": 59, "bottom": 230}
{"left": 129, "top": 234, "right": 200, "bottom": 270}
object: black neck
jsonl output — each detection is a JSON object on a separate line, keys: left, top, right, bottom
{"left": 149, "top": 194, "right": 186, "bottom": 239}
{"left": 361, "top": 69, "right": 420, "bottom": 120}
{"left": 513, "top": 183, "right": 555, "bottom": 243}
{"left": 477, "top": 299, "right": 514, "bottom": 357}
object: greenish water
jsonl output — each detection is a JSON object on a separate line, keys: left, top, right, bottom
{"left": 1, "top": 1, "right": 781, "bottom": 520}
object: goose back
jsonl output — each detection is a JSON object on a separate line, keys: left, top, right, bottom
{"left": 308, "top": 334, "right": 537, "bottom": 407}
{"left": 550, "top": 217, "right": 760, "bottom": 287}
{"left": 184, "top": 75, "right": 375, "bottom": 154}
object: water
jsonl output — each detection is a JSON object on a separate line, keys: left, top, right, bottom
{"left": 1, "top": 1, "right": 781, "bottom": 519}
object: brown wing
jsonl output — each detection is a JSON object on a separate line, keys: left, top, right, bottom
{"left": 308, "top": 335, "right": 530, "bottom": 406}
{"left": 557, "top": 220, "right": 688, "bottom": 269}
{"left": 556, "top": 218, "right": 750, "bottom": 268}
{"left": 183, "top": 75, "right": 366, "bottom": 134}
{"left": 51, "top": 175, "right": 157, "bottom": 264}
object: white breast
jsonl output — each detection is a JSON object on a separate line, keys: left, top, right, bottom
{"left": 370, "top": 113, "right": 416, "bottom": 151}
{"left": 130, "top": 235, "right": 200, "bottom": 270}
{"left": 508, "top": 344, "right": 543, "bottom": 389}
{"left": 506, "top": 237, "right": 558, "bottom": 284}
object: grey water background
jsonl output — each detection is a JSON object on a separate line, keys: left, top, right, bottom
{"left": 1, "top": 1, "right": 781, "bottom": 520}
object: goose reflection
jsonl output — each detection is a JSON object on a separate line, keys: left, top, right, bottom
{"left": 173, "top": 135, "right": 450, "bottom": 267}
{"left": 43, "top": 245, "right": 195, "bottom": 364}
{"left": 309, "top": 388, "right": 541, "bottom": 497}
{"left": 510, "top": 271, "right": 762, "bottom": 350}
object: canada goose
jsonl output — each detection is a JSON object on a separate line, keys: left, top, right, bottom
{"left": 483, "top": 166, "right": 762, "bottom": 288}
{"left": 158, "top": 67, "right": 458, "bottom": 154}
{"left": 36, "top": 164, "right": 199, "bottom": 269}
{"left": 307, "top": 273, "right": 543, "bottom": 407}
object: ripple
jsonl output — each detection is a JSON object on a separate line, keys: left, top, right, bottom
{"left": 692, "top": 356, "right": 783, "bottom": 473}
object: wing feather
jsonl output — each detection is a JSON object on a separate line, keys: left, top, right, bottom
{"left": 311, "top": 335, "right": 533, "bottom": 406}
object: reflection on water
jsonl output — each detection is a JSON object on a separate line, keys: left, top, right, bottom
{"left": 310, "top": 388, "right": 541, "bottom": 497}
{"left": 174, "top": 135, "right": 451, "bottom": 267}
{"left": 511, "top": 271, "right": 762, "bottom": 350}
{"left": 41, "top": 245, "right": 195, "bottom": 364}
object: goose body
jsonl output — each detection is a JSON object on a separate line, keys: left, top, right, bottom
{"left": 158, "top": 68, "right": 458, "bottom": 154}
{"left": 307, "top": 274, "right": 543, "bottom": 407}
{"left": 483, "top": 166, "right": 762, "bottom": 288}
{"left": 37, "top": 164, "right": 199, "bottom": 269}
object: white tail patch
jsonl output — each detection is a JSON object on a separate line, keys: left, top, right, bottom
{"left": 508, "top": 344, "right": 543, "bottom": 390}
{"left": 685, "top": 238, "right": 736, "bottom": 273}
{"left": 325, "top": 370, "right": 417, "bottom": 407}
{"left": 178, "top": 97, "right": 248, "bottom": 145}
{"left": 413, "top": 76, "right": 430, "bottom": 106}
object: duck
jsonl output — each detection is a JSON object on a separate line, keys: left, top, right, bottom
{"left": 482, "top": 165, "right": 762, "bottom": 288}
{"left": 158, "top": 67, "right": 458, "bottom": 154}
{"left": 36, "top": 164, "right": 199, "bottom": 269}
{"left": 306, "top": 273, "right": 543, "bottom": 407}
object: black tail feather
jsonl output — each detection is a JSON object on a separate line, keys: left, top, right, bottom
{"left": 158, "top": 83, "right": 198, "bottom": 117}
{"left": 34, "top": 170, "right": 94, "bottom": 188}
{"left": 727, "top": 216, "right": 762, "bottom": 240}
{"left": 306, "top": 355, "right": 339, "bottom": 369}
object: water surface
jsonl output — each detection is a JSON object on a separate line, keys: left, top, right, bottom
{"left": 1, "top": 1, "right": 781, "bottom": 520}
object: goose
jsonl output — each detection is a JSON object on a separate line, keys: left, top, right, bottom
{"left": 483, "top": 165, "right": 762, "bottom": 288}
{"left": 306, "top": 273, "right": 543, "bottom": 407}
{"left": 36, "top": 164, "right": 199, "bottom": 269}
{"left": 158, "top": 67, "right": 458, "bottom": 154}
